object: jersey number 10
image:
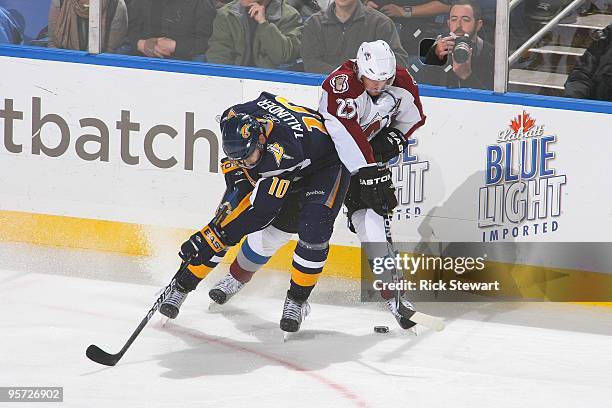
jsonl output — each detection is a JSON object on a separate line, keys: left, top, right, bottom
{"left": 268, "top": 177, "right": 290, "bottom": 198}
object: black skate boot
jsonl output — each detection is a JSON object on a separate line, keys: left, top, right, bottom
{"left": 385, "top": 295, "right": 417, "bottom": 329}
{"left": 280, "top": 292, "right": 311, "bottom": 333}
{"left": 209, "top": 273, "right": 246, "bottom": 305}
{"left": 159, "top": 282, "right": 190, "bottom": 319}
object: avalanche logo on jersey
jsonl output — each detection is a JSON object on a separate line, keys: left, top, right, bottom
{"left": 267, "top": 142, "right": 293, "bottom": 167}
{"left": 361, "top": 91, "right": 402, "bottom": 139}
{"left": 330, "top": 74, "right": 349, "bottom": 94}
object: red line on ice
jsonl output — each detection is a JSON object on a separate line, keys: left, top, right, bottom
{"left": 46, "top": 300, "right": 368, "bottom": 407}
{"left": 166, "top": 324, "right": 368, "bottom": 408}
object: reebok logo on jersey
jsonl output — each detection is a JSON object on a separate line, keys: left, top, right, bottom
{"left": 330, "top": 74, "right": 349, "bottom": 94}
{"left": 305, "top": 190, "right": 324, "bottom": 197}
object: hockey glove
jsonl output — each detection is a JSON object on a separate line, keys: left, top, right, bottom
{"left": 221, "top": 157, "right": 251, "bottom": 189}
{"left": 358, "top": 166, "right": 398, "bottom": 216}
{"left": 370, "top": 127, "right": 405, "bottom": 163}
{"left": 179, "top": 222, "right": 228, "bottom": 266}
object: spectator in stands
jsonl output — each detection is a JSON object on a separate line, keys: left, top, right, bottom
{"left": 0, "top": 6, "right": 22, "bottom": 44}
{"left": 206, "top": 0, "right": 302, "bottom": 68}
{"left": 365, "top": 0, "right": 450, "bottom": 56}
{"left": 524, "top": 0, "right": 581, "bottom": 25}
{"left": 423, "top": 0, "right": 493, "bottom": 89}
{"left": 564, "top": 23, "right": 612, "bottom": 102}
{"left": 287, "top": 0, "right": 323, "bottom": 20}
{"left": 301, "top": 0, "right": 408, "bottom": 74}
{"left": 126, "top": 0, "right": 216, "bottom": 61}
{"left": 48, "top": 0, "right": 128, "bottom": 52}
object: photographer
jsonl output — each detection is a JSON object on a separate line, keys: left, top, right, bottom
{"left": 423, "top": 0, "right": 493, "bottom": 89}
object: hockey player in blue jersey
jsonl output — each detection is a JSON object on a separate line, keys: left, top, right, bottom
{"left": 160, "top": 93, "right": 351, "bottom": 333}
{"left": 203, "top": 43, "right": 445, "bottom": 334}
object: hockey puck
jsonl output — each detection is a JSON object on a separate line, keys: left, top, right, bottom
{"left": 374, "top": 326, "right": 389, "bottom": 333}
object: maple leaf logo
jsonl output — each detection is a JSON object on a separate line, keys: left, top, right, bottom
{"left": 510, "top": 111, "right": 536, "bottom": 134}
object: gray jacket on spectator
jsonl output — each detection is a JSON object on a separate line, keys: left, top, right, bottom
{"left": 302, "top": 1, "right": 408, "bottom": 74}
{"left": 206, "top": 0, "right": 302, "bottom": 68}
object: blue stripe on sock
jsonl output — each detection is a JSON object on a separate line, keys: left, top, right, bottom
{"left": 242, "top": 239, "right": 271, "bottom": 265}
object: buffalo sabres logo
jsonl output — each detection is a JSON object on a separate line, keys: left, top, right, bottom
{"left": 330, "top": 74, "right": 349, "bottom": 94}
{"left": 240, "top": 124, "right": 251, "bottom": 139}
{"left": 263, "top": 113, "right": 281, "bottom": 124}
{"left": 267, "top": 142, "right": 293, "bottom": 167}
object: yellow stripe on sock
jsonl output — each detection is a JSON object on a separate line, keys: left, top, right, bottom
{"left": 290, "top": 265, "right": 320, "bottom": 287}
{"left": 188, "top": 264, "right": 214, "bottom": 279}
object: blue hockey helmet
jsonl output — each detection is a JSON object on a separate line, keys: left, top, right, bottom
{"left": 221, "top": 112, "right": 266, "bottom": 169}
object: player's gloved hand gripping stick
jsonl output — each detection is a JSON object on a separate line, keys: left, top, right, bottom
{"left": 85, "top": 188, "right": 241, "bottom": 366}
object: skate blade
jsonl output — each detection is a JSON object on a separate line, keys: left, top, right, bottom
{"left": 282, "top": 331, "right": 292, "bottom": 343}
{"left": 159, "top": 316, "right": 170, "bottom": 327}
{"left": 410, "top": 312, "right": 445, "bottom": 332}
{"left": 208, "top": 301, "right": 222, "bottom": 312}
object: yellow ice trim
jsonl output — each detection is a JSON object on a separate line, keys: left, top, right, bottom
{"left": 0, "top": 210, "right": 610, "bottom": 306}
{"left": 0, "top": 210, "right": 150, "bottom": 256}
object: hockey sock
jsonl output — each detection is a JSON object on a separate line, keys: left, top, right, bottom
{"left": 288, "top": 280, "right": 315, "bottom": 303}
{"left": 287, "top": 239, "right": 329, "bottom": 302}
{"left": 366, "top": 258, "right": 396, "bottom": 300}
{"left": 230, "top": 238, "right": 272, "bottom": 283}
{"left": 180, "top": 252, "right": 226, "bottom": 291}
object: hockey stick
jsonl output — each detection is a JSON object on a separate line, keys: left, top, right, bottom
{"left": 378, "top": 163, "right": 445, "bottom": 332}
{"left": 86, "top": 261, "right": 191, "bottom": 366}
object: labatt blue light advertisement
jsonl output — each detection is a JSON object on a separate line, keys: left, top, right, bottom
{"left": 478, "top": 112, "right": 567, "bottom": 242}
{"left": 388, "top": 137, "right": 429, "bottom": 222}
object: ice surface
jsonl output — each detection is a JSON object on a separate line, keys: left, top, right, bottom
{"left": 1, "top": 243, "right": 611, "bottom": 408}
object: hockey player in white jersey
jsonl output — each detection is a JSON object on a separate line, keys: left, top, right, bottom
{"left": 318, "top": 40, "right": 427, "bottom": 330}
{"left": 208, "top": 41, "right": 432, "bottom": 331}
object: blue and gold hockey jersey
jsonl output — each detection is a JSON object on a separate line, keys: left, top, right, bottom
{"left": 217, "top": 92, "right": 342, "bottom": 244}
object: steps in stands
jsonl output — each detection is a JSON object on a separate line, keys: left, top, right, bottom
{"left": 508, "top": 11, "right": 611, "bottom": 96}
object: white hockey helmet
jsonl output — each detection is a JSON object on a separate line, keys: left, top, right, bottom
{"left": 356, "top": 40, "right": 396, "bottom": 82}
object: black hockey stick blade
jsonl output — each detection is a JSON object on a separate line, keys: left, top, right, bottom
{"left": 85, "top": 261, "right": 190, "bottom": 367}
{"left": 86, "top": 344, "right": 120, "bottom": 366}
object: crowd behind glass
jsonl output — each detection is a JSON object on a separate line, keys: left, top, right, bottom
{"left": 0, "top": 0, "right": 610, "bottom": 101}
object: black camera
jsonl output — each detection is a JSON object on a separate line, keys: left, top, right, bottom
{"left": 452, "top": 34, "right": 473, "bottom": 64}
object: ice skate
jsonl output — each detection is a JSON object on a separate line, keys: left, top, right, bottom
{"left": 280, "top": 292, "right": 311, "bottom": 334}
{"left": 159, "top": 282, "right": 189, "bottom": 319}
{"left": 208, "top": 273, "right": 246, "bottom": 305}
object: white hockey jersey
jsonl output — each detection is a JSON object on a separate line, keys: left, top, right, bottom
{"left": 318, "top": 60, "right": 426, "bottom": 174}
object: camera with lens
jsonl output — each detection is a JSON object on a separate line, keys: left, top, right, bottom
{"left": 452, "top": 33, "right": 473, "bottom": 64}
